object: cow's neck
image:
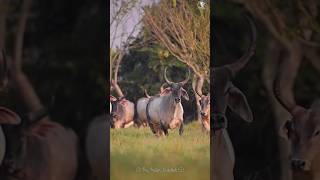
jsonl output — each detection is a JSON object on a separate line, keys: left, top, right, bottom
{"left": 311, "top": 150, "right": 320, "bottom": 179}
{"left": 161, "top": 94, "right": 178, "bottom": 118}
{"left": 212, "top": 129, "right": 235, "bottom": 180}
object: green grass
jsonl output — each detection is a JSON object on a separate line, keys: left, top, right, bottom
{"left": 110, "top": 122, "right": 210, "bottom": 180}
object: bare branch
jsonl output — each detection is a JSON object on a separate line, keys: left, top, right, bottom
{"left": 143, "top": 1, "right": 210, "bottom": 78}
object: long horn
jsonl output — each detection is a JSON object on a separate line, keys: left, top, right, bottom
{"left": 164, "top": 67, "right": 174, "bottom": 85}
{"left": 194, "top": 88, "right": 202, "bottom": 97}
{"left": 273, "top": 62, "right": 296, "bottom": 115}
{"left": 179, "top": 68, "right": 190, "bottom": 86}
{"left": 227, "top": 14, "right": 257, "bottom": 76}
{"left": 144, "top": 89, "right": 151, "bottom": 98}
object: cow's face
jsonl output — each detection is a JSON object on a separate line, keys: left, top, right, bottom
{"left": 212, "top": 68, "right": 253, "bottom": 130}
{"left": 1, "top": 109, "right": 48, "bottom": 175}
{"left": 280, "top": 101, "right": 320, "bottom": 171}
{"left": 163, "top": 67, "right": 190, "bottom": 104}
{"left": 169, "top": 84, "right": 189, "bottom": 103}
{"left": 1, "top": 124, "right": 27, "bottom": 174}
{"left": 111, "top": 98, "right": 127, "bottom": 129}
{"left": 199, "top": 94, "right": 210, "bottom": 118}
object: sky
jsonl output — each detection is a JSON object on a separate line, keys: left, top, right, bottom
{"left": 109, "top": 0, "right": 158, "bottom": 49}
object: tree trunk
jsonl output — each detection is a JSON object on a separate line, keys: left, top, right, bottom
{"left": 192, "top": 74, "right": 204, "bottom": 123}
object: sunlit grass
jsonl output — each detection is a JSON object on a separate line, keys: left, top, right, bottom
{"left": 110, "top": 122, "right": 210, "bottom": 180}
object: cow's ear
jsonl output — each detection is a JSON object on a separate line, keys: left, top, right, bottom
{"left": 161, "top": 87, "right": 171, "bottom": 95}
{"left": 226, "top": 86, "right": 253, "bottom": 122}
{"left": 110, "top": 95, "right": 117, "bottom": 102}
{"left": 0, "top": 107, "right": 21, "bottom": 125}
{"left": 181, "top": 88, "right": 189, "bottom": 101}
{"left": 279, "top": 120, "right": 292, "bottom": 140}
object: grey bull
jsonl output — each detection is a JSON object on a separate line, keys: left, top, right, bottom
{"left": 146, "top": 67, "right": 190, "bottom": 137}
{"left": 211, "top": 15, "right": 256, "bottom": 180}
{"left": 135, "top": 84, "right": 168, "bottom": 127}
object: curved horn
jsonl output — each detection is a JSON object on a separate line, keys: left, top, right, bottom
{"left": 273, "top": 64, "right": 296, "bottom": 115}
{"left": 194, "top": 88, "right": 202, "bottom": 97}
{"left": 179, "top": 68, "right": 190, "bottom": 86}
{"left": 144, "top": 89, "right": 151, "bottom": 98}
{"left": 227, "top": 14, "right": 257, "bottom": 76}
{"left": 164, "top": 67, "right": 174, "bottom": 85}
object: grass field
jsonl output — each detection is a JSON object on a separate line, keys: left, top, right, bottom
{"left": 110, "top": 122, "right": 210, "bottom": 180}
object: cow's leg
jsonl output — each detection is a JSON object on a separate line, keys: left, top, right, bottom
{"left": 124, "top": 121, "right": 134, "bottom": 128}
{"left": 179, "top": 122, "right": 184, "bottom": 135}
{"left": 160, "top": 122, "right": 168, "bottom": 136}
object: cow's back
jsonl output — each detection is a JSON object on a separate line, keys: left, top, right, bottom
{"left": 15, "top": 120, "right": 78, "bottom": 180}
{"left": 147, "top": 97, "right": 162, "bottom": 123}
{"left": 86, "top": 115, "right": 107, "bottom": 180}
{"left": 137, "top": 98, "right": 149, "bottom": 122}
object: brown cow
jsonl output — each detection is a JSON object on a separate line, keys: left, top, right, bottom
{"left": 211, "top": 14, "right": 256, "bottom": 180}
{"left": 195, "top": 90, "right": 210, "bottom": 132}
{"left": 110, "top": 96, "right": 134, "bottom": 129}
{"left": 274, "top": 62, "right": 320, "bottom": 179}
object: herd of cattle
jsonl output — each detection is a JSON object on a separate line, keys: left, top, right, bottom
{"left": 109, "top": 15, "right": 320, "bottom": 180}
{"left": 110, "top": 67, "right": 211, "bottom": 136}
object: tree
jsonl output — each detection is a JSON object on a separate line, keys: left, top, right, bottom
{"left": 143, "top": 0, "right": 210, "bottom": 122}
{"left": 109, "top": 0, "right": 145, "bottom": 97}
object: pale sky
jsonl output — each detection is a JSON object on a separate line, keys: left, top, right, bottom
{"left": 109, "top": 0, "right": 158, "bottom": 49}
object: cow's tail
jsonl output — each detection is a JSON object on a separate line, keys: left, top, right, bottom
{"left": 146, "top": 98, "right": 152, "bottom": 125}
{"left": 133, "top": 99, "right": 140, "bottom": 127}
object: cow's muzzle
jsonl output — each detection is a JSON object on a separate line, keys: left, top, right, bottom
{"left": 174, "top": 98, "right": 181, "bottom": 103}
{"left": 200, "top": 112, "right": 207, "bottom": 117}
{"left": 291, "top": 159, "right": 309, "bottom": 171}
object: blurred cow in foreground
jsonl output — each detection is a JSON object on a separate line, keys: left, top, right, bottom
{"left": 274, "top": 61, "right": 320, "bottom": 180}
{"left": 146, "top": 67, "right": 190, "bottom": 137}
{"left": 86, "top": 114, "right": 108, "bottom": 180}
{"left": 211, "top": 15, "right": 256, "bottom": 180}
{"left": 1, "top": 109, "right": 78, "bottom": 180}
{"left": 0, "top": 47, "right": 78, "bottom": 180}
{"left": 0, "top": 50, "right": 22, "bottom": 166}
